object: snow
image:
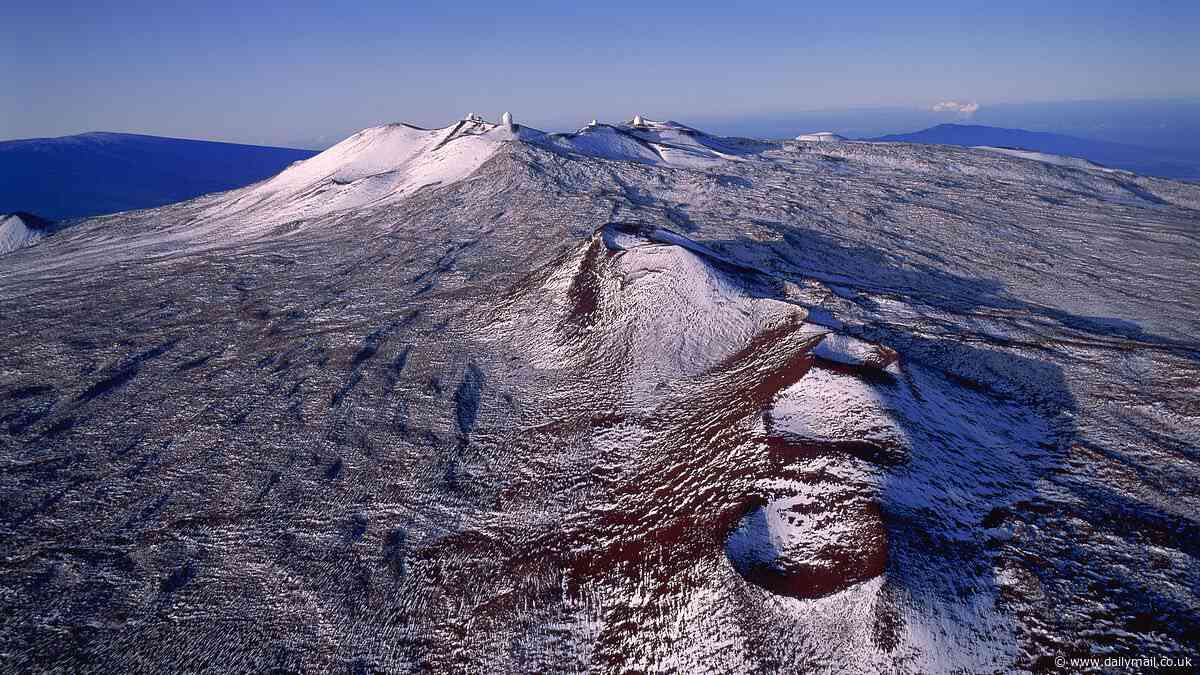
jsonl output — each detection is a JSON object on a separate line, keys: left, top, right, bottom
{"left": 811, "top": 332, "right": 898, "bottom": 369}
{"left": 0, "top": 214, "right": 40, "bottom": 256}
{"left": 531, "top": 117, "right": 762, "bottom": 169}
{"left": 795, "top": 132, "right": 847, "bottom": 142}
{"left": 502, "top": 222, "right": 799, "bottom": 403}
{"left": 973, "top": 145, "right": 1125, "bottom": 173}
{"left": 535, "top": 124, "right": 664, "bottom": 165}
{"left": 768, "top": 365, "right": 907, "bottom": 449}
{"left": 199, "top": 115, "right": 545, "bottom": 227}
{"left": 0, "top": 213, "right": 52, "bottom": 256}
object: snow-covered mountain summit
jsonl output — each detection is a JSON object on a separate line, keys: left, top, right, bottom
{"left": 200, "top": 114, "right": 545, "bottom": 225}
{"left": 238, "top": 113, "right": 772, "bottom": 213}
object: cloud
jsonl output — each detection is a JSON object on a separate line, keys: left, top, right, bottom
{"left": 931, "top": 101, "right": 980, "bottom": 115}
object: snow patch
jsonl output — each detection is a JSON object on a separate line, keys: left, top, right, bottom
{"left": 973, "top": 146, "right": 1124, "bottom": 174}
{"left": 795, "top": 132, "right": 847, "bottom": 142}
{"left": 812, "top": 333, "right": 898, "bottom": 369}
{"left": 0, "top": 212, "right": 55, "bottom": 256}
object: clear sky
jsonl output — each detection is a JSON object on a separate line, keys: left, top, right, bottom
{"left": 4, "top": 1, "right": 1199, "bottom": 148}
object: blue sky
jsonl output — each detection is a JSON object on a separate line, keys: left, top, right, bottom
{"left": 4, "top": 1, "right": 1199, "bottom": 147}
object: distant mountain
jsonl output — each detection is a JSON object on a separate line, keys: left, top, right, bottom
{"left": 0, "top": 132, "right": 317, "bottom": 220}
{"left": 868, "top": 124, "right": 1200, "bottom": 181}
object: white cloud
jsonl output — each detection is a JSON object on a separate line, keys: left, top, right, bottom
{"left": 931, "top": 101, "right": 980, "bottom": 115}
